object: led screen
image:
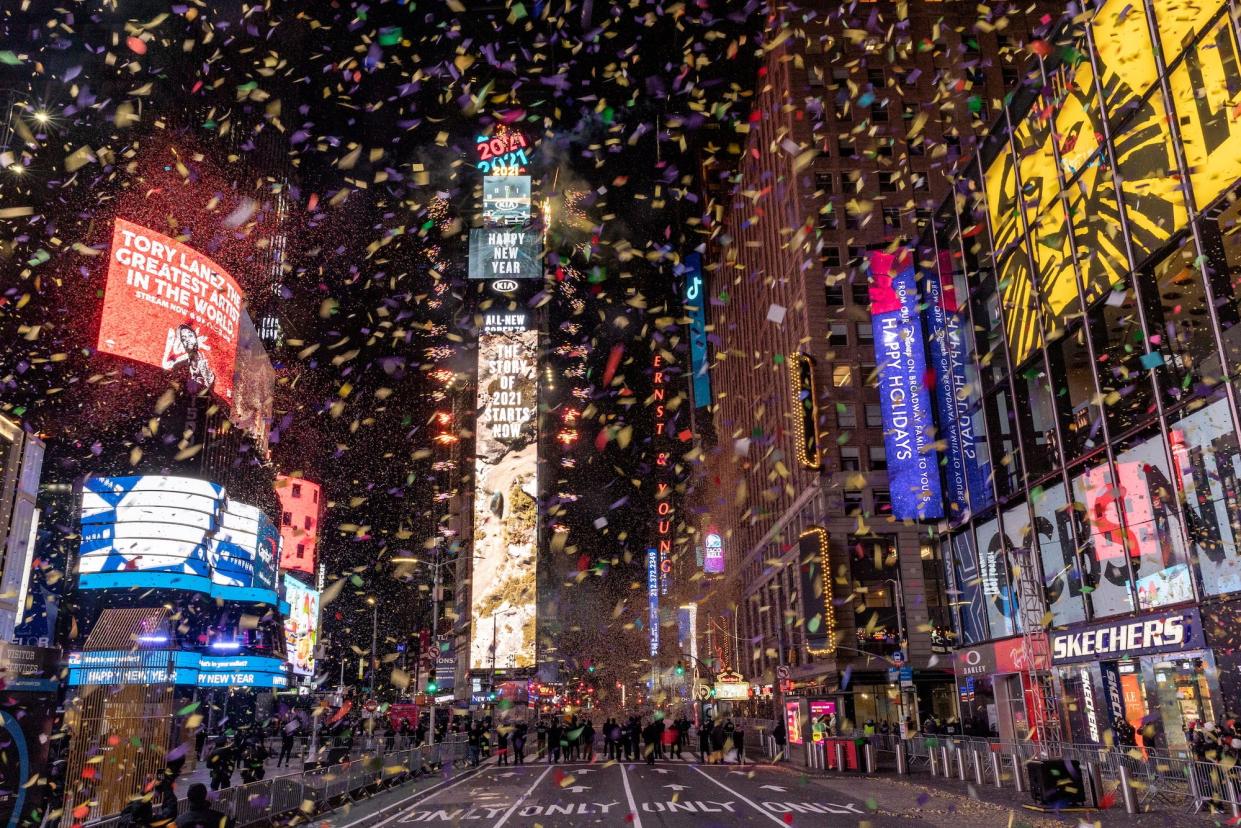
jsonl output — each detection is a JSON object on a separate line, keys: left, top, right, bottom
{"left": 283, "top": 575, "right": 320, "bottom": 677}
{"left": 482, "top": 175, "right": 531, "bottom": 225}
{"left": 66, "top": 649, "right": 288, "bottom": 688}
{"left": 78, "top": 475, "right": 279, "bottom": 604}
{"left": 469, "top": 328, "right": 538, "bottom": 670}
{"left": 468, "top": 228, "right": 542, "bottom": 280}
{"left": 96, "top": 219, "right": 243, "bottom": 403}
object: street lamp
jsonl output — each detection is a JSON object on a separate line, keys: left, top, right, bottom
{"left": 367, "top": 596, "right": 379, "bottom": 697}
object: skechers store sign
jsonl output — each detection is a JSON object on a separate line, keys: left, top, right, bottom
{"left": 66, "top": 650, "right": 289, "bottom": 688}
{"left": 1050, "top": 609, "right": 1203, "bottom": 665}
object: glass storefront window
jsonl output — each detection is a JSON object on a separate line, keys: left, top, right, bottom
{"left": 1198, "top": 197, "right": 1241, "bottom": 376}
{"left": 950, "top": 530, "right": 990, "bottom": 646}
{"left": 975, "top": 515, "right": 1018, "bottom": 638}
{"left": 1016, "top": 363, "right": 1060, "bottom": 480}
{"left": 1071, "top": 459, "right": 1137, "bottom": 617}
{"left": 984, "top": 386, "right": 1021, "bottom": 499}
{"left": 1032, "top": 482, "right": 1088, "bottom": 626}
{"left": 1140, "top": 239, "right": 1223, "bottom": 402}
{"left": 1088, "top": 280, "right": 1156, "bottom": 436}
{"left": 973, "top": 282, "right": 1009, "bottom": 388}
{"left": 1144, "top": 653, "right": 1219, "bottom": 755}
{"left": 1113, "top": 431, "right": 1194, "bottom": 610}
{"left": 1168, "top": 396, "right": 1241, "bottom": 596}
{"left": 1049, "top": 325, "right": 1102, "bottom": 460}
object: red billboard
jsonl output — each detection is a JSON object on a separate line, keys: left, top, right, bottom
{"left": 96, "top": 218, "right": 243, "bottom": 403}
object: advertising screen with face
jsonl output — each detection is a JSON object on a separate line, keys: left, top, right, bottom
{"left": 96, "top": 219, "right": 244, "bottom": 403}
{"left": 283, "top": 575, "right": 320, "bottom": 676}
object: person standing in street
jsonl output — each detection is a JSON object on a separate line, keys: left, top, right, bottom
{"left": 547, "top": 720, "right": 562, "bottom": 764}
{"left": 772, "top": 718, "right": 787, "bottom": 762}
{"left": 581, "top": 720, "right": 595, "bottom": 762}
{"left": 513, "top": 723, "right": 527, "bottom": 765}
{"left": 277, "top": 722, "right": 297, "bottom": 768}
{"left": 699, "top": 720, "right": 713, "bottom": 763}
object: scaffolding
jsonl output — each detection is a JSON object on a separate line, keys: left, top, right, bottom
{"left": 1011, "top": 544, "right": 1061, "bottom": 745}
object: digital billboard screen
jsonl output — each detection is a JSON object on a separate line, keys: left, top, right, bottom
{"left": 96, "top": 219, "right": 244, "bottom": 403}
{"left": 283, "top": 575, "right": 319, "bottom": 677}
{"left": 468, "top": 228, "right": 542, "bottom": 280}
{"left": 703, "top": 530, "right": 725, "bottom": 574}
{"left": 77, "top": 475, "right": 280, "bottom": 604}
{"left": 66, "top": 649, "right": 288, "bottom": 688}
{"left": 681, "top": 252, "right": 712, "bottom": 408}
{"left": 482, "top": 175, "right": 531, "bottom": 225}
{"left": 469, "top": 328, "right": 539, "bottom": 670}
{"left": 868, "top": 248, "right": 943, "bottom": 520}
{"left": 797, "top": 527, "right": 834, "bottom": 655}
{"left": 275, "top": 475, "right": 320, "bottom": 575}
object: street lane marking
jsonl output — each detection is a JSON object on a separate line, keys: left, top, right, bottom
{"left": 335, "top": 764, "right": 488, "bottom": 828}
{"left": 491, "top": 764, "right": 553, "bottom": 828}
{"left": 618, "top": 763, "right": 644, "bottom": 828}
{"left": 689, "top": 766, "right": 788, "bottom": 826}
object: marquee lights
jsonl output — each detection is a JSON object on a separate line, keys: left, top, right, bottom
{"left": 799, "top": 526, "right": 835, "bottom": 656}
{"left": 788, "top": 353, "right": 822, "bottom": 470}
{"left": 475, "top": 127, "right": 532, "bottom": 175}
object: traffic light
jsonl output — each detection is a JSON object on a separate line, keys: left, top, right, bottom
{"left": 426, "top": 679, "right": 438, "bottom": 694}
{"left": 588, "top": 664, "right": 596, "bottom": 673}
{"left": 674, "top": 662, "right": 685, "bottom": 676}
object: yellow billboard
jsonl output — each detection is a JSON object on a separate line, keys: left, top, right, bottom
{"left": 1168, "top": 9, "right": 1241, "bottom": 212}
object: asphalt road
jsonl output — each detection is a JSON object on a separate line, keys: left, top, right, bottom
{"left": 326, "top": 756, "right": 899, "bottom": 827}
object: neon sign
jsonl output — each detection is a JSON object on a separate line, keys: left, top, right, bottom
{"left": 653, "top": 353, "right": 673, "bottom": 595}
{"left": 476, "top": 128, "right": 532, "bottom": 175}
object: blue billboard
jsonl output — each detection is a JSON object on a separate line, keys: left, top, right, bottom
{"left": 66, "top": 649, "right": 289, "bottom": 688}
{"left": 647, "top": 549, "right": 659, "bottom": 657}
{"left": 921, "top": 251, "right": 993, "bottom": 523}
{"left": 681, "top": 252, "right": 712, "bottom": 408}
{"left": 77, "top": 476, "right": 280, "bottom": 604}
{"left": 867, "top": 249, "right": 943, "bottom": 520}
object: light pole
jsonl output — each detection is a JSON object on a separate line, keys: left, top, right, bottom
{"left": 367, "top": 596, "right": 379, "bottom": 697}
{"left": 884, "top": 577, "right": 909, "bottom": 728}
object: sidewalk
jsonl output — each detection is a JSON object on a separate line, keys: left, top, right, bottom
{"left": 772, "top": 763, "right": 1226, "bottom": 827}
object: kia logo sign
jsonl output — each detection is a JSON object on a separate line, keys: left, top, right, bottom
{"left": 492, "top": 279, "right": 518, "bottom": 292}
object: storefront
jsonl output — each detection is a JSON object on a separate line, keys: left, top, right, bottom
{"left": 953, "top": 637, "right": 1031, "bottom": 740}
{"left": 1051, "top": 607, "right": 1214, "bottom": 755}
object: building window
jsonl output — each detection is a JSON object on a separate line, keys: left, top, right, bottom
{"left": 865, "top": 403, "right": 884, "bottom": 428}
{"left": 861, "top": 362, "right": 878, "bottom": 386}
{"left": 822, "top": 246, "right": 842, "bottom": 268}
{"left": 840, "top": 446, "right": 861, "bottom": 471}
{"left": 839, "top": 139, "right": 856, "bottom": 158}
{"left": 832, "top": 365, "right": 854, "bottom": 387}
{"left": 829, "top": 323, "right": 849, "bottom": 346}
{"left": 851, "top": 280, "right": 871, "bottom": 306}
{"left": 915, "top": 208, "right": 932, "bottom": 229}
{"left": 902, "top": 103, "right": 917, "bottom": 122}
{"left": 282, "top": 511, "right": 292, "bottom": 527}
{"left": 296, "top": 543, "right": 305, "bottom": 559}
{"left": 873, "top": 488, "right": 892, "bottom": 514}
{"left": 856, "top": 322, "right": 873, "bottom": 344}
{"left": 869, "top": 445, "right": 888, "bottom": 470}
{"left": 292, "top": 483, "right": 302, "bottom": 498}
{"left": 883, "top": 207, "right": 902, "bottom": 232}
{"left": 845, "top": 209, "right": 862, "bottom": 230}
{"left": 821, "top": 208, "right": 839, "bottom": 232}
{"left": 847, "top": 246, "right": 866, "bottom": 267}
{"left": 816, "top": 172, "right": 834, "bottom": 194}
{"left": 870, "top": 104, "right": 888, "bottom": 124}
{"left": 878, "top": 172, "right": 897, "bottom": 193}
{"left": 838, "top": 404, "right": 857, "bottom": 428}
{"left": 304, "top": 516, "right": 312, "bottom": 530}
{"left": 826, "top": 280, "right": 845, "bottom": 305}
{"left": 844, "top": 490, "right": 865, "bottom": 515}
{"left": 867, "top": 68, "right": 885, "bottom": 88}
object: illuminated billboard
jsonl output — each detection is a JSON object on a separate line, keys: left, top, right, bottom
{"left": 469, "top": 327, "right": 539, "bottom": 670}
{"left": 475, "top": 129, "right": 533, "bottom": 175}
{"left": 283, "top": 575, "right": 320, "bottom": 677}
{"left": 797, "top": 527, "right": 834, "bottom": 656}
{"left": 868, "top": 249, "right": 943, "bottom": 520}
{"left": 922, "top": 252, "right": 992, "bottom": 523}
{"left": 275, "top": 475, "right": 320, "bottom": 574}
{"left": 66, "top": 650, "right": 288, "bottom": 689}
{"left": 468, "top": 228, "right": 542, "bottom": 280}
{"left": 703, "top": 529, "right": 725, "bottom": 574}
{"left": 96, "top": 219, "right": 243, "bottom": 403}
{"left": 647, "top": 548, "right": 659, "bottom": 657}
{"left": 482, "top": 175, "right": 531, "bottom": 225}
{"left": 788, "top": 354, "right": 821, "bottom": 469}
{"left": 681, "top": 252, "right": 712, "bottom": 408}
{"left": 78, "top": 475, "right": 280, "bottom": 604}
